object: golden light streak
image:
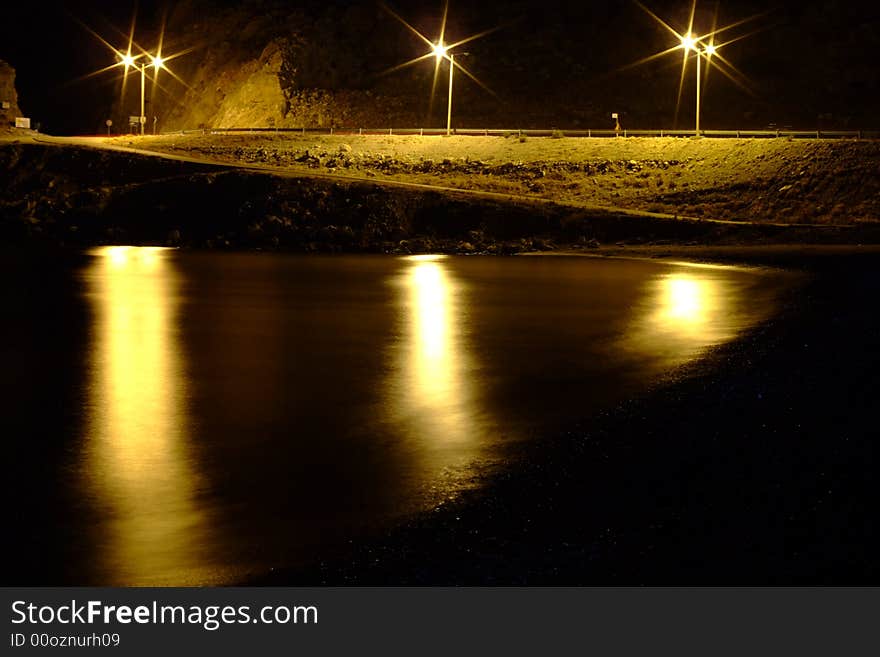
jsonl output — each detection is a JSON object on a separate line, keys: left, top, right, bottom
{"left": 633, "top": 0, "right": 685, "bottom": 41}
{"left": 73, "top": 16, "right": 128, "bottom": 60}
{"left": 701, "top": 4, "right": 719, "bottom": 90}
{"left": 381, "top": 2, "right": 436, "bottom": 50}
{"left": 380, "top": 51, "right": 437, "bottom": 76}
{"left": 82, "top": 246, "right": 217, "bottom": 585}
{"left": 674, "top": 42, "right": 689, "bottom": 125}
{"left": 449, "top": 57, "right": 498, "bottom": 99}
{"left": 149, "top": 63, "right": 194, "bottom": 92}
{"left": 412, "top": 260, "right": 448, "bottom": 363}
{"left": 64, "top": 63, "right": 128, "bottom": 86}
{"left": 148, "top": 10, "right": 167, "bottom": 110}
{"left": 704, "top": 51, "right": 756, "bottom": 97}
{"left": 445, "top": 23, "right": 507, "bottom": 51}
{"left": 686, "top": 0, "right": 697, "bottom": 42}
{"left": 437, "top": 0, "right": 449, "bottom": 49}
{"left": 611, "top": 45, "right": 684, "bottom": 75}
{"left": 429, "top": 52, "right": 443, "bottom": 116}
{"left": 156, "top": 11, "right": 166, "bottom": 68}
{"left": 699, "top": 11, "right": 768, "bottom": 42}
{"left": 122, "top": 7, "right": 136, "bottom": 99}
{"left": 623, "top": 270, "right": 741, "bottom": 369}
{"left": 389, "top": 255, "right": 485, "bottom": 473}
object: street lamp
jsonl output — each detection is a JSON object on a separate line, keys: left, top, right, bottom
{"left": 432, "top": 41, "right": 458, "bottom": 136}
{"left": 628, "top": 2, "right": 760, "bottom": 136}
{"left": 382, "top": 2, "right": 498, "bottom": 134}
{"left": 117, "top": 51, "right": 166, "bottom": 136}
{"left": 679, "top": 33, "right": 717, "bottom": 136}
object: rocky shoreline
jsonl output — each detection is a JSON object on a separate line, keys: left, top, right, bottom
{"left": 3, "top": 142, "right": 880, "bottom": 253}
{"left": 251, "top": 246, "right": 880, "bottom": 584}
{"left": 124, "top": 133, "right": 880, "bottom": 226}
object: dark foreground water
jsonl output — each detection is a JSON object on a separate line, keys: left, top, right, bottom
{"left": 3, "top": 249, "right": 791, "bottom": 585}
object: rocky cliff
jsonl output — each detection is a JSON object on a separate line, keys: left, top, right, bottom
{"left": 110, "top": 0, "right": 879, "bottom": 133}
{"left": 146, "top": 0, "right": 421, "bottom": 131}
{"left": 0, "top": 60, "right": 23, "bottom": 131}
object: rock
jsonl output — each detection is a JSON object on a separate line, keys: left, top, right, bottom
{"left": 0, "top": 60, "right": 24, "bottom": 126}
{"left": 467, "top": 229, "right": 485, "bottom": 244}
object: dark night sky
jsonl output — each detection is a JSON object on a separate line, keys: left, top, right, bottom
{"left": 2, "top": 0, "right": 879, "bottom": 133}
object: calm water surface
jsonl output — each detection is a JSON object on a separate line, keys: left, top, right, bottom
{"left": 3, "top": 249, "right": 791, "bottom": 584}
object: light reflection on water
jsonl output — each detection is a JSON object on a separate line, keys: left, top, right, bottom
{"left": 623, "top": 265, "right": 765, "bottom": 369}
{"left": 56, "top": 249, "right": 790, "bottom": 585}
{"left": 82, "top": 246, "right": 222, "bottom": 585}
{"left": 388, "top": 255, "right": 491, "bottom": 494}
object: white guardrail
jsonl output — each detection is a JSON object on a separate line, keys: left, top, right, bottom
{"left": 169, "top": 127, "right": 878, "bottom": 139}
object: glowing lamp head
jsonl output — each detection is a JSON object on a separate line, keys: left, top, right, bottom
{"left": 120, "top": 52, "right": 136, "bottom": 68}
{"left": 432, "top": 41, "right": 448, "bottom": 60}
{"left": 704, "top": 43, "right": 717, "bottom": 56}
{"left": 151, "top": 55, "right": 165, "bottom": 70}
{"left": 681, "top": 33, "right": 698, "bottom": 51}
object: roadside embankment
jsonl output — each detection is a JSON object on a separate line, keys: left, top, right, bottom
{"left": 2, "top": 140, "right": 880, "bottom": 251}
{"left": 124, "top": 133, "right": 880, "bottom": 225}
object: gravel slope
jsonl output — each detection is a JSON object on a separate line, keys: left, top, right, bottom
{"left": 118, "top": 134, "right": 880, "bottom": 224}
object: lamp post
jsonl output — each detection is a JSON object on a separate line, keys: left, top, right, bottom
{"left": 431, "top": 42, "right": 457, "bottom": 136}
{"left": 432, "top": 44, "right": 469, "bottom": 136}
{"left": 680, "top": 34, "right": 717, "bottom": 137}
{"left": 120, "top": 52, "right": 165, "bottom": 136}
{"left": 382, "top": 2, "right": 497, "bottom": 136}
{"left": 447, "top": 53, "right": 454, "bottom": 136}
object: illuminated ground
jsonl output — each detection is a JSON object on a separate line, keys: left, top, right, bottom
{"left": 3, "top": 134, "right": 880, "bottom": 251}
{"left": 110, "top": 133, "right": 880, "bottom": 225}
